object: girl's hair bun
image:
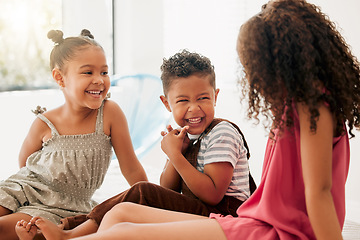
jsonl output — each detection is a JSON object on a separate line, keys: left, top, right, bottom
{"left": 80, "top": 29, "right": 94, "bottom": 39}
{"left": 47, "top": 30, "right": 64, "bottom": 44}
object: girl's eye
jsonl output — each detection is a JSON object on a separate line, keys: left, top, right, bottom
{"left": 176, "top": 99, "right": 188, "bottom": 103}
{"left": 101, "top": 71, "right": 108, "bottom": 76}
{"left": 83, "top": 71, "right": 92, "bottom": 75}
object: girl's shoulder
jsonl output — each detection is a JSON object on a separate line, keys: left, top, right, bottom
{"left": 102, "top": 99, "right": 125, "bottom": 118}
{"left": 31, "top": 106, "right": 58, "bottom": 125}
{"left": 36, "top": 105, "right": 62, "bottom": 118}
{"left": 102, "top": 100, "right": 127, "bottom": 135}
{"left": 102, "top": 99, "right": 123, "bottom": 110}
{"left": 27, "top": 108, "right": 55, "bottom": 142}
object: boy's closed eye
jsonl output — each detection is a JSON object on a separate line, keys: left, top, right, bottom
{"left": 198, "top": 97, "right": 210, "bottom": 100}
{"left": 176, "top": 99, "right": 188, "bottom": 103}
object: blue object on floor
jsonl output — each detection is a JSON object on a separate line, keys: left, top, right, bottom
{"left": 110, "top": 74, "right": 171, "bottom": 160}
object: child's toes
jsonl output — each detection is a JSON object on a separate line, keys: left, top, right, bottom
{"left": 16, "top": 220, "right": 28, "bottom": 227}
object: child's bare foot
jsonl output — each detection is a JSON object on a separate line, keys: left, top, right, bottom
{"left": 15, "top": 219, "right": 38, "bottom": 240}
{"left": 30, "top": 217, "right": 69, "bottom": 240}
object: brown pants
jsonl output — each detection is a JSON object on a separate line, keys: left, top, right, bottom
{"left": 61, "top": 181, "right": 243, "bottom": 230}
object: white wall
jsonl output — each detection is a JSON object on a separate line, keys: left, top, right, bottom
{"left": 62, "top": 0, "right": 114, "bottom": 74}
{"left": 113, "top": 0, "right": 164, "bottom": 76}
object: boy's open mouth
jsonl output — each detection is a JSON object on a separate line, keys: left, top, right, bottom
{"left": 187, "top": 117, "right": 202, "bottom": 124}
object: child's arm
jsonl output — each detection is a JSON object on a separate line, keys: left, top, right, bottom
{"left": 18, "top": 118, "right": 49, "bottom": 168}
{"left": 298, "top": 102, "right": 343, "bottom": 240}
{"left": 105, "top": 100, "right": 148, "bottom": 185}
{"left": 160, "top": 159, "right": 181, "bottom": 191}
{"left": 161, "top": 127, "right": 233, "bottom": 205}
{"left": 159, "top": 125, "right": 187, "bottom": 192}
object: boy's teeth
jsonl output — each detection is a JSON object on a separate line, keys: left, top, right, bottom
{"left": 188, "top": 117, "right": 201, "bottom": 124}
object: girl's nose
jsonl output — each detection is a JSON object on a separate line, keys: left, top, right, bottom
{"left": 92, "top": 75, "right": 104, "bottom": 85}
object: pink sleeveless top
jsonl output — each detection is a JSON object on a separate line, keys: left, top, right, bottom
{"left": 210, "top": 106, "right": 350, "bottom": 239}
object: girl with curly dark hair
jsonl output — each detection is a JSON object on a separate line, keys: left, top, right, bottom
{"left": 211, "top": 0, "right": 360, "bottom": 239}
{"left": 17, "top": 1, "right": 359, "bottom": 239}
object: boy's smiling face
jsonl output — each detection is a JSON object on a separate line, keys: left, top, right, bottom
{"left": 160, "top": 74, "right": 219, "bottom": 135}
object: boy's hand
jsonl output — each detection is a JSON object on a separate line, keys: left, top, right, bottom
{"left": 161, "top": 126, "right": 189, "bottom": 159}
{"left": 160, "top": 124, "right": 174, "bottom": 137}
{"left": 161, "top": 125, "right": 190, "bottom": 154}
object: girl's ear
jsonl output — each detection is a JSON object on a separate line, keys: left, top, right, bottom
{"left": 160, "top": 95, "right": 172, "bottom": 112}
{"left": 52, "top": 68, "right": 65, "bottom": 88}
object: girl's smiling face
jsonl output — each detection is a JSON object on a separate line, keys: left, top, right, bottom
{"left": 56, "top": 45, "right": 110, "bottom": 110}
{"left": 160, "top": 74, "right": 219, "bottom": 135}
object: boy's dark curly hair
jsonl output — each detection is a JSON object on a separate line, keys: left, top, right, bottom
{"left": 160, "top": 49, "right": 216, "bottom": 95}
{"left": 237, "top": 0, "right": 360, "bottom": 138}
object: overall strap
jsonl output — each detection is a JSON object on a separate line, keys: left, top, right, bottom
{"left": 206, "top": 118, "right": 250, "bottom": 159}
{"left": 181, "top": 118, "right": 256, "bottom": 198}
{"left": 36, "top": 114, "right": 60, "bottom": 136}
{"left": 95, "top": 101, "right": 105, "bottom": 134}
{"left": 184, "top": 118, "right": 250, "bottom": 165}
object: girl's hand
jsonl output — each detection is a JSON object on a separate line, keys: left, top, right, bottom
{"left": 161, "top": 126, "right": 189, "bottom": 159}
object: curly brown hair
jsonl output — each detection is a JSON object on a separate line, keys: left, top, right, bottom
{"left": 160, "top": 49, "right": 216, "bottom": 96}
{"left": 237, "top": 0, "right": 360, "bottom": 138}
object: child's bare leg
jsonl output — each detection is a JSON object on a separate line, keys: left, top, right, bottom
{"left": 32, "top": 217, "right": 98, "bottom": 240}
{"left": 0, "top": 205, "right": 12, "bottom": 216}
{"left": 69, "top": 204, "right": 226, "bottom": 240}
{"left": 64, "top": 219, "right": 99, "bottom": 238}
{"left": 72, "top": 219, "right": 226, "bottom": 240}
{"left": 0, "top": 212, "right": 32, "bottom": 240}
{"left": 98, "top": 202, "right": 212, "bottom": 231}
{"left": 15, "top": 219, "right": 38, "bottom": 240}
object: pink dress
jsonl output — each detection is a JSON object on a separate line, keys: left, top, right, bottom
{"left": 210, "top": 106, "right": 350, "bottom": 239}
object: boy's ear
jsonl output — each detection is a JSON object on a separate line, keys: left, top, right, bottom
{"left": 214, "top": 88, "right": 220, "bottom": 106}
{"left": 160, "top": 95, "right": 172, "bottom": 112}
{"left": 52, "top": 68, "right": 65, "bottom": 88}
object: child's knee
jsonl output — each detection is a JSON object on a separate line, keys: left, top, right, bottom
{"left": 109, "top": 222, "right": 138, "bottom": 236}
{"left": 131, "top": 181, "right": 154, "bottom": 193}
{"left": 105, "top": 202, "right": 138, "bottom": 222}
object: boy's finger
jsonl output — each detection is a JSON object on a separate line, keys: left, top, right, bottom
{"left": 178, "top": 126, "right": 189, "bottom": 137}
{"left": 166, "top": 125, "right": 173, "bottom": 132}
